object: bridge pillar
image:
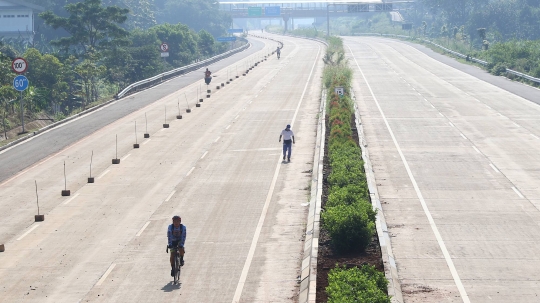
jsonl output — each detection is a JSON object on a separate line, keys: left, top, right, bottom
{"left": 283, "top": 15, "right": 290, "bottom": 32}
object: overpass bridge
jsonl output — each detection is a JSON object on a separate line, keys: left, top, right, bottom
{"left": 219, "top": 1, "right": 414, "bottom": 32}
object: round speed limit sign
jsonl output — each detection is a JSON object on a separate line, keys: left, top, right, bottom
{"left": 12, "top": 57, "right": 28, "bottom": 74}
{"left": 160, "top": 43, "right": 169, "bottom": 52}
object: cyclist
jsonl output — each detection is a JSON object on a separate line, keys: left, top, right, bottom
{"left": 279, "top": 124, "right": 295, "bottom": 162}
{"left": 168, "top": 215, "right": 186, "bottom": 276}
{"left": 276, "top": 46, "right": 281, "bottom": 59}
{"left": 204, "top": 68, "right": 212, "bottom": 85}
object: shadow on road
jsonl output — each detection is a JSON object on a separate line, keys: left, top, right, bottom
{"left": 161, "top": 281, "right": 181, "bottom": 292}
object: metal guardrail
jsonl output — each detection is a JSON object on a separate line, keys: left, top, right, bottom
{"left": 371, "top": 33, "right": 540, "bottom": 84}
{"left": 117, "top": 41, "right": 250, "bottom": 99}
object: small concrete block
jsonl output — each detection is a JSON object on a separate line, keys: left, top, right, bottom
{"left": 133, "top": 143, "right": 139, "bottom": 148}
{"left": 186, "top": 109, "right": 191, "bottom": 113}
{"left": 207, "top": 90, "right": 211, "bottom": 93}
{"left": 196, "top": 104, "right": 201, "bottom": 107}
{"left": 35, "top": 215, "right": 44, "bottom": 222}
{"left": 221, "top": 83, "right": 224, "bottom": 87}
{"left": 112, "top": 159, "right": 120, "bottom": 164}
{"left": 88, "top": 177, "right": 95, "bottom": 183}
{"left": 177, "top": 115, "right": 182, "bottom": 119}
{"left": 163, "top": 124, "right": 169, "bottom": 128}
{"left": 199, "top": 98, "right": 204, "bottom": 102}
{"left": 144, "top": 133, "right": 150, "bottom": 138}
{"left": 0, "top": 244, "right": 4, "bottom": 252}
{"left": 61, "top": 190, "right": 70, "bottom": 196}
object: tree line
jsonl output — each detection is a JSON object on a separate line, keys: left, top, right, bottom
{"left": 1, "top": 0, "right": 232, "bottom": 138}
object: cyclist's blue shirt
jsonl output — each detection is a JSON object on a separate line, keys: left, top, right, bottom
{"left": 167, "top": 224, "right": 186, "bottom": 247}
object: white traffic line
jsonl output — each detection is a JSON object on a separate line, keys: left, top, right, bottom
{"left": 96, "top": 263, "right": 116, "bottom": 286}
{"left": 449, "top": 122, "right": 455, "bottom": 127}
{"left": 136, "top": 221, "right": 151, "bottom": 237}
{"left": 348, "top": 45, "right": 471, "bottom": 303}
{"left": 17, "top": 224, "right": 40, "bottom": 241}
{"left": 430, "top": 104, "right": 435, "bottom": 108}
{"left": 232, "top": 45, "right": 322, "bottom": 303}
{"left": 63, "top": 193, "right": 80, "bottom": 205}
{"left": 235, "top": 115, "right": 239, "bottom": 120}
{"left": 512, "top": 186, "right": 525, "bottom": 198}
{"left": 214, "top": 136, "right": 220, "bottom": 143}
{"left": 460, "top": 133, "right": 467, "bottom": 140}
{"left": 201, "top": 151, "right": 208, "bottom": 159}
{"left": 531, "top": 134, "right": 540, "bottom": 139}
{"left": 165, "top": 190, "right": 176, "bottom": 202}
{"left": 473, "top": 146, "right": 481, "bottom": 154}
{"left": 439, "top": 112, "right": 444, "bottom": 117}
{"left": 121, "top": 154, "right": 131, "bottom": 161}
{"left": 186, "top": 167, "right": 195, "bottom": 177}
{"left": 513, "top": 122, "right": 520, "bottom": 127}
{"left": 489, "top": 163, "right": 500, "bottom": 173}
{"left": 142, "top": 139, "right": 151, "bottom": 145}
{"left": 226, "top": 125, "right": 231, "bottom": 130}
{"left": 97, "top": 169, "right": 110, "bottom": 179}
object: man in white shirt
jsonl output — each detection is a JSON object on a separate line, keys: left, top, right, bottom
{"left": 279, "top": 124, "right": 295, "bottom": 162}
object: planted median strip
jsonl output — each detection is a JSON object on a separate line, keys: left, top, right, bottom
{"left": 318, "top": 37, "right": 391, "bottom": 303}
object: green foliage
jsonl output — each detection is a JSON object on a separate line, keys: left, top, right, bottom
{"left": 326, "top": 265, "right": 390, "bottom": 303}
{"left": 40, "top": 0, "right": 130, "bottom": 55}
{"left": 322, "top": 202, "right": 375, "bottom": 253}
{"left": 327, "top": 184, "right": 369, "bottom": 208}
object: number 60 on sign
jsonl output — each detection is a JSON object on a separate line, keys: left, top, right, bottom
{"left": 13, "top": 75, "right": 29, "bottom": 91}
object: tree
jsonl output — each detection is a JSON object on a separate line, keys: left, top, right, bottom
{"left": 197, "top": 30, "right": 215, "bottom": 58}
{"left": 39, "top": 0, "right": 130, "bottom": 55}
{"left": 149, "top": 23, "right": 198, "bottom": 66}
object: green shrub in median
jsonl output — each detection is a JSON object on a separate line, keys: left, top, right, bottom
{"left": 322, "top": 202, "right": 375, "bottom": 253}
{"left": 327, "top": 184, "right": 370, "bottom": 208}
{"left": 326, "top": 265, "right": 391, "bottom": 303}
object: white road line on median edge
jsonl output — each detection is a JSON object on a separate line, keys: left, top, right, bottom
{"left": 226, "top": 125, "right": 231, "bottom": 130}
{"left": 439, "top": 112, "right": 444, "bottom": 117}
{"left": 473, "top": 146, "right": 481, "bottom": 154}
{"left": 460, "top": 133, "right": 467, "bottom": 139}
{"left": 186, "top": 167, "right": 195, "bottom": 176}
{"left": 232, "top": 45, "right": 321, "bottom": 303}
{"left": 512, "top": 187, "right": 525, "bottom": 198}
{"left": 201, "top": 151, "right": 208, "bottom": 159}
{"left": 142, "top": 139, "right": 151, "bottom": 145}
{"left": 136, "top": 221, "right": 151, "bottom": 237}
{"left": 489, "top": 163, "right": 500, "bottom": 173}
{"left": 214, "top": 136, "right": 220, "bottom": 143}
{"left": 96, "top": 264, "right": 116, "bottom": 286}
{"left": 17, "top": 224, "right": 40, "bottom": 241}
{"left": 531, "top": 134, "right": 540, "bottom": 139}
{"left": 97, "top": 169, "right": 110, "bottom": 179}
{"left": 449, "top": 122, "right": 455, "bottom": 127}
{"left": 63, "top": 193, "right": 80, "bottom": 205}
{"left": 121, "top": 154, "right": 131, "bottom": 161}
{"left": 165, "top": 190, "right": 176, "bottom": 202}
{"left": 348, "top": 45, "right": 471, "bottom": 303}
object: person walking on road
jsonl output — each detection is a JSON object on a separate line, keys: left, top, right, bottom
{"left": 168, "top": 215, "right": 186, "bottom": 276}
{"left": 279, "top": 124, "right": 295, "bottom": 162}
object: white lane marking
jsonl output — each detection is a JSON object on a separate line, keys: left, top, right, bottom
{"left": 186, "top": 167, "right": 195, "bottom": 176}
{"left": 214, "top": 136, "right": 220, "bottom": 143}
{"left": 96, "top": 264, "right": 116, "bottom": 286}
{"left": 512, "top": 187, "right": 524, "bottom": 198}
{"left": 348, "top": 45, "right": 471, "bottom": 303}
{"left": 121, "top": 154, "right": 131, "bottom": 161}
{"left": 159, "top": 128, "right": 165, "bottom": 132}
{"left": 531, "top": 134, "right": 540, "bottom": 139}
{"left": 63, "top": 193, "right": 80, "bottom": 205}
{"left": 473, "top": 146, "right": 481, "bottom": 154}
{"left": 17, "top": 224, "right": 40, "bottom": 241}
{"left": 201, "top": 151, "right": 208, "bottom": 159}
{"left": 449, "top": 122, "right": 455, "bottom": 127}
{"left": 489, "top": 163, "right": 500, "bottom": 173}
{"left": 136, "top": 221, "right": 151, "bottom": 237}
{"left": 497, "top": 113, "right": 504, "bottom": 117}
{"left": 235, "top": 115, "right": 239, "bottom": 120}
{"left": 438, "top": 112, "right": 444, "bottom": 117}
{"left": 165, "top": 190, "right": 176, "bottom": 202}
{"left": 485, "top": 105, "right": 492, "bottom": 109}
{"left": 460, "top": 133, "right": 467, "bottom": 139}
{"left": 226, "top": 125, "right": 231, "bottom": 130}
{"left": 512, "top": 122, "right": 520, "bottom": 127}
{"left": 142, "top": 139, "right": 151, "bottom": 145}
{"left": 430, "top": 104, "right": 435, "bottom": 108}
{"left": 232, "top": 45, "right": 321, "bottom": 303}
{"left": 97, "top": 170, "right": 110, "bottom": 179}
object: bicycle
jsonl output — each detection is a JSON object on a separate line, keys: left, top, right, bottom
{"left": 167, "top": 244, "right": 183, "bottom": 285}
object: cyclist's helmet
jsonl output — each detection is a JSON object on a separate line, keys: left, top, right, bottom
{"left": 172, "top": 215, "right": 181, "bottom": 221}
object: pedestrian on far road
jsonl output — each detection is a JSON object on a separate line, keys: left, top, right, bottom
{"left": 279, "top": 124, "right": 295, "bottom": 162}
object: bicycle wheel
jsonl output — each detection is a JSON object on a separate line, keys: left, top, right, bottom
{"left": 175, "top": 254, "right": 181, "bottom": 283}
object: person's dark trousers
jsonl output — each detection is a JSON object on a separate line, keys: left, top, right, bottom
{"left": 283, "top": 140, "right": 292, "bottom": 160}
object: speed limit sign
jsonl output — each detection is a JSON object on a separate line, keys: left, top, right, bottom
{"left": 160, "top": 43, "right": 169, "bottom": 52}
{"left": 12, "top": 57, "right": 28, "bottom": 74}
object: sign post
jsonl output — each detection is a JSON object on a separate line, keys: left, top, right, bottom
{"left": 12, "top": 58, "right": 28, "bottom": 74}
{"left": 160, "top": 42, "right": 169, "bottom": 58}
{"left": 13, "top": 75, "right": 29, "bottom": 133}
{"left": 334, "top": 86, "right": 344, "bottom": 97}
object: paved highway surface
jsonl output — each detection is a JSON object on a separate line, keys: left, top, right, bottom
{"left": 346, "top": 36, "right": 540, "bottom": 303}
{"left": 0, "top": 34, "right": 324, "bottom": 302}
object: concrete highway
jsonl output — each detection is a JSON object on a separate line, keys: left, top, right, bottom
{"left": 0, "top": 34, "right": 324, "bottom": 302}
{"left": 346, "top": 36, "right": 540, "bottom": 303}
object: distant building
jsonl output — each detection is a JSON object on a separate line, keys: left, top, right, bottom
{"left": 0, "top": 0, "right": 44, "bottom": 43}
